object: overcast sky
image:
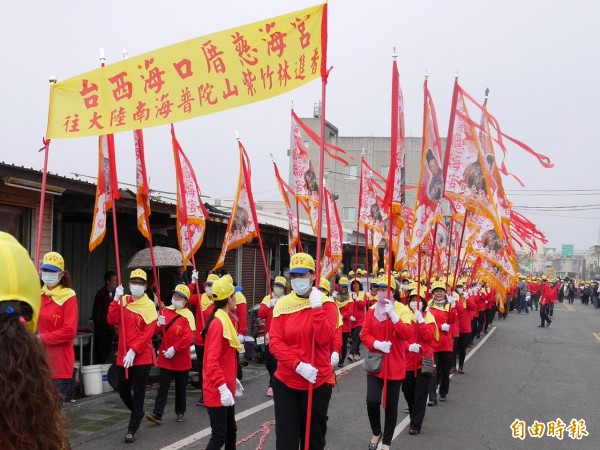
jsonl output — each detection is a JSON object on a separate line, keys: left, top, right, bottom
{"left": 1, "top": 0, "right": 599, "bottom": 252}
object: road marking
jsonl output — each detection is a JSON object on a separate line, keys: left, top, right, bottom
{"left": 160, "top": 359, "right": 364, "bottom": 449}
{"left": 563, "top": 303, "right": 574, "bottom": 311}
{"left": 387, "top": 327, "right": 497, "bottom": 445}
{"left": 592, "top": 332, "right": 600, "bottom": 343}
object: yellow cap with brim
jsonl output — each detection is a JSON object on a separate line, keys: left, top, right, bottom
{"left": 409, "top": 289, "right": 426, "bottom": 299}
{"left": 339, "top": 277, "right": 349, "bottom": 287}
{"left": 289, "top": 253, "right": 315, "bottom": 274}
{"left": 207, "top": 274, "right": 220, "bottom": 284}
{"left": 222, "top": 273, "right": 243, "bottom": 292}
{"left": 212, "top": 277, "right": 235, "bottom": 301}
{"left": 319, "top": 278, "right": 331, "bottom": 293}
{"left": 130, "top": 268, "right": 147, "bottom": 282}
{"left": 274, "top": 276, "right": 287, "bottom": 287}
{"left": 430, "top": 280, "right": 447, "bottom": 293}
{"left": 40, "top": 251, "right": 64, "bottom": 272}
{"left": 173, "top": 284, "right": 190, "bottom": 300}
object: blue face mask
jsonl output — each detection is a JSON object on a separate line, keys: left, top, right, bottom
{"left": 291, "top": 278, "right": 311, "bottom": 296}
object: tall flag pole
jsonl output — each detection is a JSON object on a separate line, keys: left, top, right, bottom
{"left": 273, "top": 159, "right": 301, "bottom": 256}
{"left": 35, "top": 135, "right": 52, "bottom": 268}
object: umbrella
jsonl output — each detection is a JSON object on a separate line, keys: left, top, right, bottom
{"left": 126, "top": 246, "right": 183, "bottom": 269}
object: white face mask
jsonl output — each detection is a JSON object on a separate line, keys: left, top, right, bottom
{"left": 172, "top": 299, "right": 185, "bottom": 309}
{"left": 41, "top": 272, "right": 61, "bottom": 287}
{"left": 130, "top": 285, "right": 145, "bottom": 298}
{"left": 291, "top": 278, "right": 312, "bottom": 296}
{"left": 205, "top": 286, "right": 212, "bottom": 295}
{"left": 457, "top": 287, "right": 464, "bottom": 294}
{"left": 409, "top": 301, "right": 418, "bottom": 310}
{"left": 273, "top": 286, "right": 285, "bottom": 298}
{"left": 377, "top": 291, "right": 387, "bottom": 302}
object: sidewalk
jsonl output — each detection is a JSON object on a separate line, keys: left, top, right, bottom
{"left": 67, "top": 362, "right": 268, "bottom": 448}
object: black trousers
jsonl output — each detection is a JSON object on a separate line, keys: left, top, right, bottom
{"left": 194, "top": 345, "right": 205, "bottom": 389}
{"left": 206, "top": 405, "right": 236, "bottom": 450}
{"left": 452, "top": 337, "right": 459, "bottom": 368}
{"left": 477, "top": 311, "right": 486, "bottom": 335}
{"left": 153, "top": 368, "right": 188, "bottom": 418}
{"left": 457, "top": 333, "right": 470, "bottom": 368}
{"left": 429, "top": 351, "right": 452, "bottom": 400}
{"left": 264, "top": 344, "right": 278, "bottom": 387}
{"left": 540, "top": 305, "right": 552, "bottom": 327}
{"left": 366, "top": 375, "right": 401, "bottom": 446}
{"left": 341, "top": 332, "right": 350, "bottom": 362}
{"left": 117, "top": 364, "right": 151, "bottom": 434}
{"left": 402, "top": 369, "right": 430, "bottom": 432}
{"left": 470, "top": 318, "right": 478, "bottom": 342}
{"left": 349, "top": 326, "right": 362, "bottom": 356}
{"left": 272, "top": 376, "right": 332, "bottom": 450}
{"left": 93, "top": 329, "right": 114, "bottom": 364}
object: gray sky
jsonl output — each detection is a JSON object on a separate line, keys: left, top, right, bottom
{"left": 1, "top": 0, "right": 599, "bottom": 252}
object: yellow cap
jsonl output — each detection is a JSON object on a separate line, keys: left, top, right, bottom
{"left": 402, "top": 270, "right": 409, "bottom": 278}
{"left": 289, "top": 253, "right": 315, "bottom": 274}
{"left": 541, "top": 275, "right": 547, "bottom": 281}
{"left": 374, "top": 277, "right": 389, "bottom": 288}
{"left": 221, "top": 274, "right": 234, "bottom": 284}
{"left": 0, "top": 232, "right": 41, "bottom": 332}
{"left": 339, "top": 277, "right": 349, "bottom": 286}
{"left": 207, "top": 274, "right": 220, "bottom": 284}
{"left": 408, "top": 289, "right": 426, "bottom": 299}
{"left": 319, "top": 278, "right": 331, "bottom": 293}
{"left": 274, "top": 276, "right": 287, "bottom": 287}
{"left": 173, "top": 284, "right": 190, "bottom": 300}
{"left": 212, "top": 277, "right": 235, "bottom": 301}
{"left": 360, "top": 269, "right": 368, "bottom": 275}
{"left": 378, "top": 268, "right": 385, "bottom": 274}
{"left": 408, "top": 281, "right": 418, "bottom": 291}
{"left": 348, "top": 270, "right": 355, "bottom": 278}
{"left": 430, "top": 280, "right": 447, "bottom": 292}
{"left": 130, "top": 268, "right": 147, "bottom": 282}
{"left": 40, "top": 251, "right": 64, "bottom": 272}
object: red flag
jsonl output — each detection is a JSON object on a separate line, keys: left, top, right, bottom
{"left": 213, "top": 141, "right": 259, "bottom": 271}
{"left": 89, "top": 134, "right": 118, "bottom": 252}
{"left": 358, "top": 157, "right": 388, "bottom": 234}
{"left": 273, "top": 162, "right": 300, "bottom": 256}
{"left": 172, "top": 125, "right": 209, "bottom": 267}
{"left": 134, "top": 130, "right": 151, "bottom": 239}
{"left": 320, "top": 188, "right": 343, "bottom": 279}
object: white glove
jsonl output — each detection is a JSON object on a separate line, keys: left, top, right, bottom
{"left": 441, "top": 323, "right": 451, "bottom": 332}
{"left": 352, "top": 292, "right": 358, "bottom": 301}
{"left": 309, "top": 287, "right": 322, "bottom": 309}
{"left": 162, "top": 346, "right": 175, "bottom": 359}
{"left": 235, "top": 378, "right": 244, "bottom": 397}
{"left": 448, "top": 295, "right": 457, "bottom": 308}
{"left": 350, "top": 316, "right": 357, "bottom": 322}
{"left": 408, "top": 343, "right": 421, "bottom": 353}
{"left": 191, "top": 270, "right": 199, "bottom": 283}
{"left": 485, "top": 300, "right": 489, "bottom": 304}
{"left": 295, "top": 361, "right": 318, "bottom": 384}
{"left": 384, "top": 300, "right": 399, "bottom": 324}
{"left": 332, "top": 292, "right": 339, "bottom": 299}
{"left": 237, "top": 334, "right": 245, "bottom": 344}
{"left": 268, "top": 298, "right": 277, "bottom": 308}
{"left": 330, "top": 351, "right": 340, "bottom": 366}
{"left": 114, "top": 285, "right": 124, "bottom": 302}
{"left": 157, "top": 315, "right": 166, "bottom": 327}
{"left": 414, "top": 309, "right": 425, "bottom": 324}
{"left": 123, "top": 349, "right": 136, "bottom": 368}
{"left": 373, "top": 340, "right": 392, "bottom": 354}
{"left": 218, "top": 384, "right": 235, "bottom": 406}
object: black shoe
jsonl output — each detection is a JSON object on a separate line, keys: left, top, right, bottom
{"left": 538, "top": 325, "right": 544, "bottom": 327}
{"left": 546, "top": 322, "right": 551, "bottom": 327}
{"left": 146, "top": 413, "right": 162, "bottom": 425}
{"left": 404, "top": 406, "right": 410, "bottom": 413}
{"left": 338, "top": 362, "right": 344, "bottom": 368}
{"left": 409, "top": 428, "right": 420, "bottom": 435}
{"left": 124, "top": 433, "right": 135, "bottom": 443}
{"left": 176, "top": 414, "right": 185, "bottom": 423}
{"left": 458, "top": 367, "right": 464, "bottom": 374}
{"left": 427, "top": 399, "right": 437, "bottom": 406}
{"left": 368, "top": 433, "right": 382, "bottom": 450}
{"left": 439, "top": 396, "right": 447, "bottom": 402}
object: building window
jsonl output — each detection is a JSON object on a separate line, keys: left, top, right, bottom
{"left": 381, "top": 165, "right": 389, "bottom": 177}
{"left": 345, "top": 165, "right": 358, "bottom": 178}
{"left": 0, "top": 204, "right": 31, "bottom": 249}
{"left": 342, "top": 207, "right": 356, "bottom": 221}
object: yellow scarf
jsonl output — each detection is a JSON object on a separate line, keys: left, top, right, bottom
{"left": 201, "top": 293, "right": 214, "bottom": 311}
{"left": 167, "top": 305, "right": 196, "bottom": 331}
{"left": 428, "top": 300, "right": 451, "bottom": 312}
{"left": 124, "top": 294, "right": 158, "bottom": 324}
{"left": 334, "top": 294, "right": 351, "bottom": 309}
{"left": 235, "top": 292, "right": 247, "bottom": 305}
{"left": 407, "top": 307, "right": 439, "bottom": 341}
{"left": 273, "top": 292, "right": 334, "bottom": 317}
{"left": 42, "top": 285, "right": 76, "bottom": 306}
{"left": 214, "top": 308, "right": 242, "bottom": 351}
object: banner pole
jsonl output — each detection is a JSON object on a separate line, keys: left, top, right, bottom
{"left": 445, "top": 217, "right": 454, "bottom": 285}
{"left": 35, "top": 138, "right": 51, "bottom": 268}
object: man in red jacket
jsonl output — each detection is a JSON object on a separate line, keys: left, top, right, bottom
{"left": 454, "top": 279, "right": 477, "bottom": 373}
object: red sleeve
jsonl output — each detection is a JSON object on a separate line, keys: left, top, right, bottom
{"left": 312, "top": 302, "right": 337, "bottom": 346}
{"left": 258, "top": 303, "right": 270, "bottom": 320}
{"left": 41, "top": 296, "right": 78, "bottom": 346}
{"left": 188, "top": 294, "right": 200, "bottom": 307}
{"left": 204, "top": 320, "right": 226, "bottom": 387}
{"left": 269, "top": 315, "right": 303, "bottom": 372}
{"left": 447, "top": 306, "right": 457, "bottom": 324}
{"left": 237, "top": 303, "right": 247, "bottom": 335}
{"left": 466, "top": 297, "right": 477, "bottom": 311}
{"left": 129, "top": 317, "right": 156, "bottom": 355}
{"left": 107, "top": 299, "right": 121, "bottom": 325}
{"left": 417, "top": 321, "right": 433, "bottom": 344}
{"left": 341, "top": 305, "right": 352, "bottom": 320}
{"left": 332, "top": 327, "right": 342, "bottom": 353}
{"left": 360, "top": 312, "right": 376, "bottom": 352}
{"left": 391, "top": 318, "right": 412, "bottom": 341}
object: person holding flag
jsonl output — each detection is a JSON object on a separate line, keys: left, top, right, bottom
{"left": 108, "top": 269, "right": 158, "bottom": 444}
{"left": 258, "top": 276, "right": 287, "bottom": 397}
{"left": 188, "top": 273, "right": 219, "bottom": 406}
{"left": 360, "top": 276, "right": 412, "bottom": 450}
{"left": 454, "top": 279, "right": 477, "bottom": 373}
{"left": 348, "top": 277, "right": 367, "bottom": 362}
{"left": 269, "top": 253, "right": 338, "bottom": 450}
{"left": 201, "top": 276, "right": 244, "bottom": 450}
{"left": 146, "top": 284, "right": 195, "bottom": 425}
{"left": 333, "top": 276, "right": 353, "bottom": 367}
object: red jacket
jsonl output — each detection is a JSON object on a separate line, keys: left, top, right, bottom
{"left": 270, "top": 300, "right": 338, "bottom": 390}
{"left": 528, "top": 282, "right": 541, "bottom": 295}
{"left": 38, "top": 294, "right": 78, "bottom": 379}
{"left": 457, "top": 296, "right": 477, "bottom": 333}
{"left": 351, "top": 292, "right": 367, "bottom": 328}
{"left": 541, "top": 283, "right": 557, "bottom": 304}
{"left": 258, "top": 295, "right": 275, "bottom": 333}
{"left": 360, "top": 308, "right": 412, "bottom": 381}
{"left": 337, "top": 301, "right": 353, "bottom": 333}
{"left": 107, "top": 298, "right": 156, "bottom": 366}
{"left": 230, "top": 297, "right": 247, "bottom": 336}
{"left": 155, "top": 308, "right": 193, "bottom": 371}
{"left": 427, "top": 302, "right": 456, "bottom": 353}
{"left": 202, "top": 318, "right": 238, "bottom": 407}
{"left": 188, "top": 293, "right": 213, "bottom": 346}
{"left": 404, "top": 319, "right": 435, "bottom": 372}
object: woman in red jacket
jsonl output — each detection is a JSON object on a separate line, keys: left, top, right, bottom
{"left": 401, "top": 289, "right": 436, "bottom": 435}
{"left": 334, "top": 276, "right": 353, "bottom": 367}
{"left": 348, "top": 278, "right": 366, "bottom": 362}
{"left": 269, "top": 253, "right": 338, "bottom": 450}
{"left": 188, "top": 273, "right": 218, "bottom": 406}
{"left": 38, "top": 251, "right": 78, "bottom": 403}
{"left": 201, "top": 276, "right": 244, "bottom": 450}
{"left": 108, "top": 269, "right": 158, "bottom": 444}
{"left": 454, "top": 279, "right": 477, "bottom": 373}
{"left": 426, "top": 280, "right": 457, "bottom": 406}
{"left": 361, "top": 277, "right": 412, "bottom": 449}
{"left": 146, "top": 284, "right": 195, "bottom": 425}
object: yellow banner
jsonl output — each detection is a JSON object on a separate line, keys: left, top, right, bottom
{"left": 46, "top": 4, "right": 325, "bottom": 139}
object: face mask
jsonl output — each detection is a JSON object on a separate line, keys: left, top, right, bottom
{"left": 457, "top": 287, "right": 464, "bottom": 294}
{"left": 205, "top": 287, "right": 212, "bottom": 295}
{"left": 172, "top": 299, "right": 185, "bottom": 309}
{"left": 130, "top": 285, "right": 145, "bottom": 298}
{"left": 409, "top": 301, "right": 418, "bottom": 310}
{"left": 377, "top": 291, "right": 387, "bottom": 302}
{"left": 42, "top": 272, "right": 60, "bottom": 287}
{"left": 273, "top": 287, "right": 285, "bottom": 298}
{"left": 291, "top": 278, "right": 312, "bottom": 296}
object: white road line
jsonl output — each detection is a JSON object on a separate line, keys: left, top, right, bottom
{"left": 387, "top": 326, "right": 497, "bottom": 444}
{"left": 160, "top": 359, "right": 365, "bottom": 449}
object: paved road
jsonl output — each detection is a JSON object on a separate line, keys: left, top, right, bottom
{"left": 72, "top": 301, "right": 599, "bottom": 449}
